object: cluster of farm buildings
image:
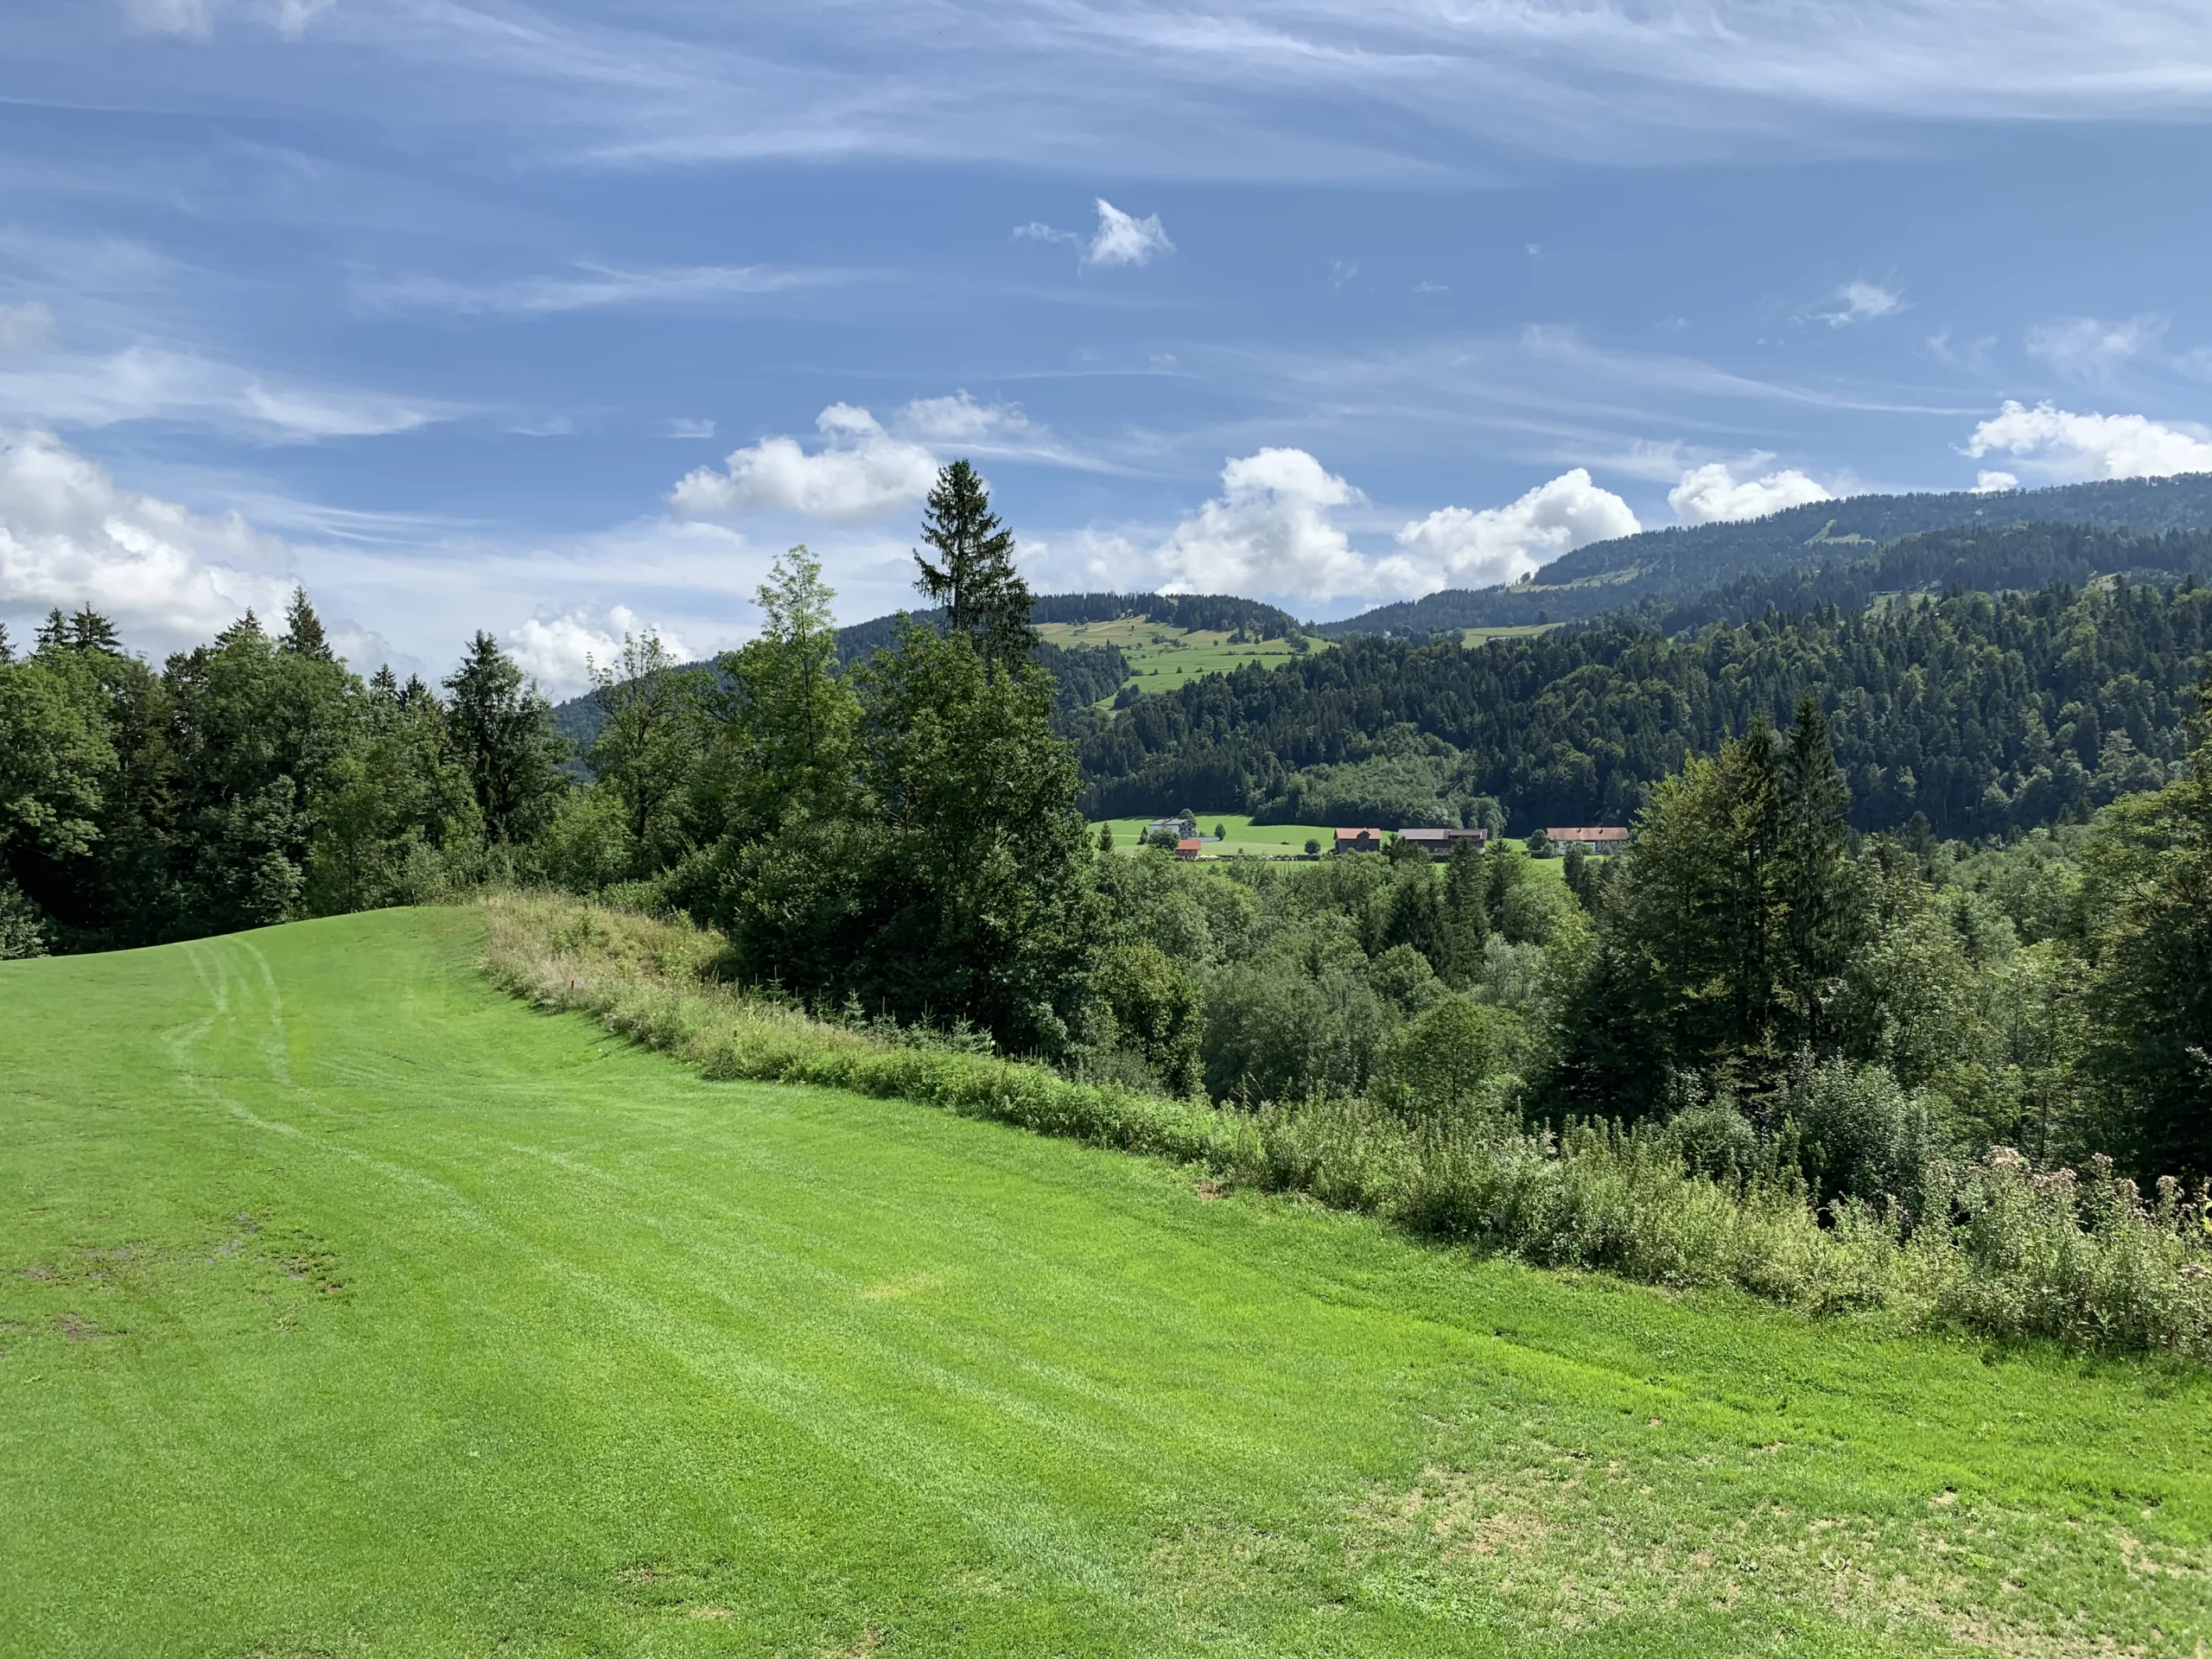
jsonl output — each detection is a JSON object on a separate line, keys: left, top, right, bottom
{"left": 1139, "top": 820, "right": 1632, "bottom": 861}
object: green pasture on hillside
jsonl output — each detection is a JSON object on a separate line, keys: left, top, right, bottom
{"left": 1038, "top": 619, "right": 1323, "bottom": 701}
{"left": 3, "top": 911, "right": 2208, "bottom": 1657}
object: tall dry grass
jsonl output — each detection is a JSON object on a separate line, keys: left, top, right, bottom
{"left": 482, "top": 893, "right": 2212, "bottom": 1361}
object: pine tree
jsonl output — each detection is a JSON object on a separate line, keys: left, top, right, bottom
{"left": 65, "top": 607, "right": 122, "bottom": 654}
{"left": 281, "top": 587, "right": 334, "bottom": 661}
{"left": 1097, "top": 822, "right": 1115, "bottom": 855}
{"left": 0, "top": 621, "right": 11, "bottom": 665}
{"left": 913, "top": 461, "right": 1034, "bottom": 672}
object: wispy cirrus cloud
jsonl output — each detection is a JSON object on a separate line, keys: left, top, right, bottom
{"left": 2024, "top": 315, "right": 2167, "bottom": 388}
{"left": 1811, "top": 279, "right": 1905, "bottom": 328}
{"left": 91, "top": 1, "right": 2212, "bottom": 181}
{"left": 0, "top": 342, "right": 453, "bottom": 442}
{"left": 358, "top": 262, "right": 851, "bottom": 317}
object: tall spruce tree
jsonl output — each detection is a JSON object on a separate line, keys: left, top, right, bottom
{"left": 913, "top": 461, "right": 1035, "bottom": 671}
{"left": 442, "top": 632, "right": 567, "bottom": 847}
{"left": 281, "top": 587, "right": 334, "bottom": 661}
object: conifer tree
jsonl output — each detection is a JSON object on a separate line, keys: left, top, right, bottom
{"left": 913, "top": 461, "right": 1034, "bottom": 672}
{"left": 281, "top": 587, "right": 334, "bottom": 661}
{"left": 442, "top": 632, "right": 567, "bottom": 846}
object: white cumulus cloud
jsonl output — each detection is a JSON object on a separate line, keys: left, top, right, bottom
{"left": 1973, "top": 470, "right": 2021, "bottom": 493}
{"left": 0, "top": 427, "right": 296, "bottom": 652}
{"left": 670, "top": 404, "right": 939, "bottom": 521}
{"left": 895, "top": 391, "right": 1034, "bottom": 445}
{"left": 1154, "top": 448, "right": 1369, "bottom": 601}
{"left": 1964, "top": 399, "right": 2212, "bottom": 480}
{"left": 1390, "top": 469, "right": 1639, "bottom": 590}
{"left": 1669, "top": 460, "right": 1834, "bottom": 524}
{"left": 505, "top": 604, "right": 691, "bottom": 696}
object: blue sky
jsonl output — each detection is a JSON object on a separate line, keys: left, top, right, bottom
{"left": 5, "top": 2, "right": 2212, "bottom": 690}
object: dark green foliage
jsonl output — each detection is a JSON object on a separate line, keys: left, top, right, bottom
{"left": 1656, "top": 523, "right": 2212, "bottom": 633}
{"left": 281, "top": 586, "right": 334, "bottom": 661}
{"left": 585, "top": 632, "right": 709, "bottom": 868}
{"left": 159, "top": 613, "right": 359, "bottom": 936}
{"left": 912, "top": 460, "right": 1035, "bottom": 672}
{"left": 2079, "top": 677, "right": 2212, "bottom": 1178}
{"left": 443, "top": 632, "right": 568, "bottom": 848}
{"left": 693, "top": 537, "right": 1098, "bottom": 1056}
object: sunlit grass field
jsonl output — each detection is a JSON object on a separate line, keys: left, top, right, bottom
{"left": 1038, "top": 618, "right": 1325, "bottom": 700}
{"left": 3, "top": 909, "right": 2208, "bottom": 1656}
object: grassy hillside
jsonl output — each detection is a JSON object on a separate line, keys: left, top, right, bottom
{"left": 3, "top": 911, "right": 2209, "bottom": 1656}
{"left": 1038, "top": 618, "right": 1319, "bottom": 702}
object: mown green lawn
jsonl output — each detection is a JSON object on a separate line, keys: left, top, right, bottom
{"left": 3, "top": 910, "right": 2208, "bottom": 1657}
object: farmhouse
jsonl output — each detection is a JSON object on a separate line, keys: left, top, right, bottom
{"left": 1395, "top": 827, "right": 1491, "bottom": 860}
{"left": 1547, "top": 826, "right": 1632, "bottom": 853}
{"left": 1332, "top": 828, "right": 1383, "bottom": 854}
{"left": 1174, "top": 837, "right": 1202, "bottom": 861}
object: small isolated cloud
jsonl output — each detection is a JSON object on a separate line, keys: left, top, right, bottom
{"left": 505, "top": 604, "right": 691, "bottom": 696}
{"left": 1389, "top": 470, "right": 1639, "bottom": 591}
{"left": 0, "top": 302, "right": 54, "bottom": 355}
{"left": 1669, "top": 459, "right": 1834, "bottom": 524}
{"left": 1814, "top": 279, "right": 1905, "bottom": 328}
{"left": 2024, "top": 315, "right": 2166, "bottom": 388}
{"left": 1965, "top": 399, "right": 2212, "bottom": 481}
{"left": 1085, "top": 200, "right": 1173, "bottom": 269}
{"left": 894, "top": 391, "right": 1033, "bottom": 446}
{"left": 1973, "top": 470, "right": 2021, "bottom": 493}
{"left": 670, "top": 404, "right": 938, "bottom": 521}
{"left": 661, "top": 417, "right": 715, "bottom": 439}
{"left": 1016, "top": 201, "right": 1173, "bottom": 270}
{"left": 0, "top": 427, "right": 296, "bottom": 652}
{"left": 1154, "top": 448, "right": 1369, "bottom": 601}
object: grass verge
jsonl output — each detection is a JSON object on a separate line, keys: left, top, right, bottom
{"left": 486, "top": 893, "right": 2212, "bottom": 1363}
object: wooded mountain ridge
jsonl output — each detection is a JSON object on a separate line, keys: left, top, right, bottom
{"left": 1322, "top": 471, "right": 2212, "bottom": 635}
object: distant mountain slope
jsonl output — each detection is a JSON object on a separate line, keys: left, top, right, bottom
{"left": 1076, "top": 524, "right": 2212, "bottom": 836}
{"left": 1655, "top": 521, "right": 2212, "bottom": 632}
{"left": 1323, "top": 473, "right": 2212, "bottom": 636}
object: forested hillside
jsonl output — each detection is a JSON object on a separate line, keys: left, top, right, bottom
{"left": 1325, "top": 471, "right": 2212, "bottom": 635}
{"left": 1079, "top": 569, "right": 2212, "bottom": 833}
{"left": 1654, "top": 521, "right": 2212, "bottom": 632}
